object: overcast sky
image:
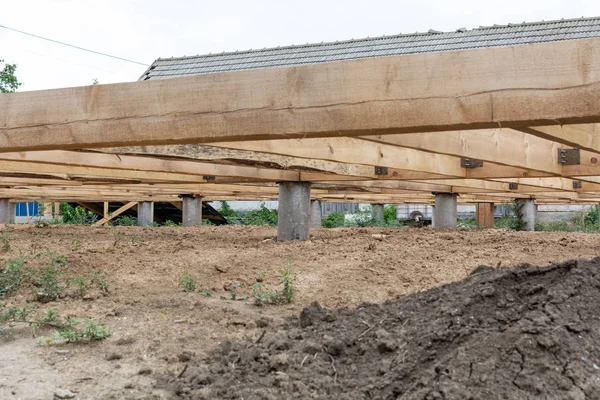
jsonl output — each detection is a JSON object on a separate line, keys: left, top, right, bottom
{"left": 2, "top": 0, "right": 599, "bottom": 91}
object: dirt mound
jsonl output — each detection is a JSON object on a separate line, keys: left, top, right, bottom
{"left": 164, "top": 258, "right": 600, "bottom": 399}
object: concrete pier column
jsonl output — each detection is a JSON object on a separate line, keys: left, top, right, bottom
{"left": 182, "top": 196, "right": 203, "bottom": 226}
{"left": 433, "top": 193, "right": 457, "bottom": 230}
{"left": 278, "top": 182, "right": 311, "bottom": 241}
{"left": 516, "top": 199, "right": 537, "bottom": 231}
{"left": 371, "top": 204, "right": 384, "bottom": 224}
{"left": 310, "top": 200, "right": 322, "bottom": 228}
{"left": 476, "top": 202, "right": 495, "bottom": 229}
{"left": 0, "top": 199, "right": 15, "bottom": 224}
{"left": 137, "top": 201, "right": 154, "bottom": 227}
{"left": 430, "top": 205, "right": 435, "bottom": 228}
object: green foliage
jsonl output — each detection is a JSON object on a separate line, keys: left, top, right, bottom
{"left": 0, "top": 255, "right": 31, "bottom": 297}
{"left": 2, "top": 304, "right": 110, "bottom": 344}
{"left": 0, "top": 60, "right": 21, "bottom": 93}
{"left": 202, "top": 219, "right": 215, "bottom": 226}
{"left": 494, "top": 201, "right": 527, "bottom": 231}
{"left": 383, "top": 204, "right": 397, "bottom": 224}
{"left": 59, "top": 203, "right": 98, "bottom": 225}
{"left": 457, "top": 217, "right": 478, "bottom": 230}
{"left": 219, "top": 201, "right": 240, "bottom": 222}
{"left": 242, "top": 202, "right": 278, "bottom": 226}
{"left": 585, "top": 206, "right": 599, "bottom": 229}
{"left": 40, "top": 318, "right": 112, "bottom": 345}
{"left": 252, "top": 267, "right": 296, "bottom": 306}
{"left": 162, "top": 220, "right": 181, "bottom": 227}
{"left": 112, "top": 215, "right": 137, "bottom": 226}
{"left": 178, "top": 270, "right": 196, "bottom": 293}
{"left": 322, "top": 212, "right": 345, "bottom": 228}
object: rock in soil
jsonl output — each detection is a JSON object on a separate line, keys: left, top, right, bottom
{"left": 162, "top": 257, "right": 600, "bottom": 399}
{"left": 54, "top": 388, "right": 76, "bottom": 399}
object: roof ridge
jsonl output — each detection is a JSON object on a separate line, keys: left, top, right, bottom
{"left": 154, "top": 16, "right": 600, "bottom": 62}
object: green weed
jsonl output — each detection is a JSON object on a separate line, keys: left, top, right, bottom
{"left": 178, "top": 270, "right": 196, "bottom": 293}
{"left": 252, "top": 267, "right": 296, "bottom": 306}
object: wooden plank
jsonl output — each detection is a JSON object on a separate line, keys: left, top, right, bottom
{"left": 209, "top": 138, "right": 467, "bottom": 177}
{"left": 363, "top": 128, "right": 563, "bottom": 175}
{"left": 0, "top": 151, "right": 300, "bottom": 181}
{"left": 518, "top": 124, "right": 600, "bottom": 153}
{"left": 476, "top": 203, "right": 495, "bottom": 229}
{"left": 1, "top": 37, "right": 600, "bottom": 151}
{"left": 94, "top": 202, "right": 138, "bottom": 226}
{"left": 103, "top": 145, "right": 457, "bottom": 180}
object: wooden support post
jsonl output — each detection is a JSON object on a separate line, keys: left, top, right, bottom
{"left": 476, "top": 202, "right": 495, "bottom": 229}
{"left": 103, "top": 202, "right": 109, "bottom": 219}
{"left": 43, "top": 202, "right": 53, "bottom": 217}
{"left": 94, "top": 202, "right": 137, "bottom": 226}
{"left": 53, "top": 202, "right": 60, "bottom": 221}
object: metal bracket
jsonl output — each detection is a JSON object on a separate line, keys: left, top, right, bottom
{"left": 203, "top": 175, "right": 216, "bottom": 181}
{"left": 573, "top": 181, "right": 582, "bottom": 189}
{"left": 374, "top": 166, "right": 388, "bottom": 175}
{"left": 509, "top": 183, "right": 518, "bottom": 190}
{"left": 461, "top": 158, "right": 483, "bottom": 168}
{"left": 558, "top": 148, "right": 580, "bottom": 165}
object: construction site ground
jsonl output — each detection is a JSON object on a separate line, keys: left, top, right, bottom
{"left": 1, "top": 224, "right": 599, "bottom": 399}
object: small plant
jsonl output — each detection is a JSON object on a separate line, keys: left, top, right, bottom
{"left": 35, "top": 265, "right": 64, "bottom": 302}
{"left": 69, "top": 276, "right": 90, "bottom": 297}
{"left": 229, "top": 282, "right": 248, "bottom": 300}
{"left": 178, "top": 270, "right": 196, "bottom": 293}
{"left": 91, "top": 271, "right": 109, "bottom": 292}
{"left": 41, "top": 318, "right": 112, "bottom": 344}
{"left": 0, "top": 235, "right": 10, "bottom": 251}
{"left": 129, "top": 233, "right": 137, "bottom": 245}
{"left": 198, "top": 289, "right": 212, "bottom": 297}
{"left": 2, "top": 304, "right": 111, "bottom": 343}
{"left": 0, "top": 255, "right": 31, "bottom": 297}
{"left": 111, "top": 229, "right": 125, "bottom": 247}
{"left": 252, "top": 266, "right": 296, "bottom": 306}
{"left": 70, "top": 238, "right": 82, "bottom": 251}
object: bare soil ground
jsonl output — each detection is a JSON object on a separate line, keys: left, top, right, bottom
{"left": 0, "top": 225, "right": 599, "bottom": 399}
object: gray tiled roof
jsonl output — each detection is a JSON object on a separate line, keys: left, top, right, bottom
{"left": 140, "top": 16, "right": 600, "bottom": 80}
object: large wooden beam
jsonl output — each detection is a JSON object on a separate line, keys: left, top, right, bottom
{"left": 1, "top": 38, "right": 600, "bottom": 151}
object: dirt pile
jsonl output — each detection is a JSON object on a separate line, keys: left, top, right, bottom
{"left": 166, "top": 258, "right": 600, "bottom": 399}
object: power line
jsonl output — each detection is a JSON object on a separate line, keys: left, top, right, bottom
{"left": 0, "top": 24, "right": 149, "bottom": 66}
